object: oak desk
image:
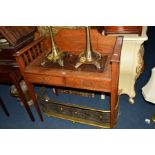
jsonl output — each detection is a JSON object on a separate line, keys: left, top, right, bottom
{"left": 15, "top": 29, "right": 123, "bottom": 128}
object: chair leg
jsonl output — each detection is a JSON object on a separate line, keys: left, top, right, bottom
{"left": 24, "top": 80, "right": 43, "bottom": 121}
{"left": 0, "top": 96, "right": 10, "bottom": 116}
{"left": 9, "top": 73, "right": 35, "bottom": 122}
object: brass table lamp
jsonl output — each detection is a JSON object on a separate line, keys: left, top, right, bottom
{"left": 75, "top": 26, "right": 102, "bottom": 69}
{"left": 46, "top": 26, "right": 65, "bottom": 67}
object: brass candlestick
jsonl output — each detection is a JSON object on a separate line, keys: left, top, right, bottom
{"left": 46, "top": 26, "right": 65, "bottom": 67}
{"left": 75, "top": 26, "right": 102, "bottom": 69}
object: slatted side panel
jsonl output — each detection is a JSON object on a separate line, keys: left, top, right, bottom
{"left": 20, "top": 41, "right": 44, "bottom": 67}
{"left": 14, "top": 37, "right": 45, "bottom": 73}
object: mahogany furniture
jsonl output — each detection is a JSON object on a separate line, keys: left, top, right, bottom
{"left": 0, "top": 26, "right": 36, "bottom": 121}
{"left": 104, "top": 26, "right": 142, "bottom": 36}
{"left": 14, "top": 29, "right": 123, "bottom": 128}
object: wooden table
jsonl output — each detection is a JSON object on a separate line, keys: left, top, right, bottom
{"left": 14, "top": 29, "right": 123, "bottom": 128}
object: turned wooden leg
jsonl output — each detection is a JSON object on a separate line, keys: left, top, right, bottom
{"left": 9, "top": 73, "right": 35, "bottom": 121}
{"left": 24, "top": 80, "right": 43, "bottom": 121}
{"left": 0, "top": 96, "right": 10, "bottom": 116}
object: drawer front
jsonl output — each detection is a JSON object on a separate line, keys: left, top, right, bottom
{"left": 25, "top": 74, "right": 111, "bottom": 92}
{"left": 66, "top": 77, "right": 110, "bottom": 92}
{"left": 25, "top": 74, "right": 65, "bottom": 86}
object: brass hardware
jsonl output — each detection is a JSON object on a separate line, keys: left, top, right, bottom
{"left": 44, "top": 111, "right": 110, "bottom": 128}
{"left": 37, "top": 87, "right": 112, "bottom": 128}
{"left": 46, "top": 26, "right": 65, "bottom": 67}
{"left": 40, "top": 98, "right": 110, "bottom": 128}
{"left": 99, "top": 115, "right": 103, "bottom": 119}
{"left": 75, "top": 26, "right": 102, "bottom": 69}
{"left": 151, "top": 114, "right": 155, "bottom": 123}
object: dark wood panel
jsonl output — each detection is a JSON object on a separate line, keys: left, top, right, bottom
{"left": 104, "top": 26, "right": 142, "bottom": 36}
{"left": 0, "top": 26, "right": 36, "bottom": 46}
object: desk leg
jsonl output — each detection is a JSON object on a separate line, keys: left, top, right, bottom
{"left": 110, "top": 92, "right": 118, "bottom": 128}
{"left": 9, "top": 73, "right": 35, "bottom": 122}
{"left": 0, "top": 96, "right": 10, "bottom": 116}
{"left": 110, "top": 62, "right": 119, "bottom": 128}
{"left": 24, "top": 80, "right": 43, "bottom": 121}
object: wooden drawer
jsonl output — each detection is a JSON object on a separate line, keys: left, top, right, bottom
{"left": 25, "top": 74, "right": 65, "bottom": 86}
{"left": 65, "top": 77, "right": 111, "bottom": 92}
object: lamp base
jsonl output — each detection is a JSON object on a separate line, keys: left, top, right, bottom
{"left": 46, "top": 51, "right": 65, "bottom": 67}
{"left": 75, "top": 51, "right": 102, "bottom": 69}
